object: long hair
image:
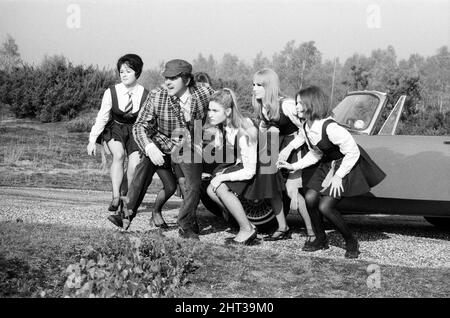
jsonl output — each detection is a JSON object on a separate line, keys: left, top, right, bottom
{"left": 252, "top": 68, "right": 281, "bottom": 121}
{"left": 194, "top": 72, "right": 212, "bottom": 86}
{"left": 296, "top": 85, "right": 331, "bottom": 121}
{"left": 210, "top": 88, "right": 257, "bottom": 145}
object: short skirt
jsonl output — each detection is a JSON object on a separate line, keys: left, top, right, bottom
{"left": 307, "top": 146, "right": 386, "bottom": 199}
{"left": 101, "top": 120, "right": 140, "bottom": 155}
{"left": 212, "top": 162, "right": 252, "bottom": 196}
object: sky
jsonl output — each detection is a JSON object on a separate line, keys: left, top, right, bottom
{"left": 0, "top": 0, "right": 449, "bottom": 70}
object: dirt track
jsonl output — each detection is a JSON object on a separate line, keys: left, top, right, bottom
{"left": 1, "top": 186, "right": 449, "bottom": 269}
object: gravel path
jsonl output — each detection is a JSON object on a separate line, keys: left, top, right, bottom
{"left": 1, "top": 186, "right": 449, "bottom": 269}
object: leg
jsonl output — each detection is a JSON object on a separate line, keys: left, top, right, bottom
{"left": 206, "top": 184, "right": 226, "bottom": 210}
{"left": 318, "top": 196, "right": 360, "bottom": 258}
{"left": 126, "top": 156, "right": 158, "bottom": 214}
{"left": 265, "top": 195, "right": 290, "bottom": 240}
{"left": 296, "top": 191, "right": 315, "bottom": 237}
{"left": 125, "top": 151, "right": 141, "bottom": 194}
{"left": 215, "top": 184, "right": 256, "bottom": 243}
{"left": 302, "top": 189, "right": 329, "bottom": 251}
{"left": 177, "top": 162, "right": 203, "bottom": 234}
{"left": 286, "top": 180, "right": 315, "bottom": 237}
{"left": 178, "top": 177, "right": 187, "bottom": 198}
{"left": 151, "top": 167, "right": 177, "bottom": 227}
{"left": 107, "top": 140, "right": 125, "bottom": 210}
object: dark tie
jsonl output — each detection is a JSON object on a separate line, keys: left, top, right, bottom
{"left": 124, "top": 92, "right": 133, "bottom": 114}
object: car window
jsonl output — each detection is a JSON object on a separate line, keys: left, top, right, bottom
{"left": 332, "top": 94, "right": 380, "bottom": 131}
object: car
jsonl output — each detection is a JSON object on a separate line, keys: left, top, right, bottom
{"left": 199, "top": 91, "right": 450, "bottom": 230}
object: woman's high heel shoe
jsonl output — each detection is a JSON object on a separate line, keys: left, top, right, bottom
{"left": 264, "top": 227, "right": 291, "bottom": 241}
{"left": 150, "top": 216, "right": 169, "bottom": 229}
{"left": 225, "top": 228, "right": 258, "bottom": 246}
{"left": 108, "top": 197, "right": 121, "bottom": 212}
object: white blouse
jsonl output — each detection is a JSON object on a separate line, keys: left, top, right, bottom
{"left": 221, "top": 123, "right": 257, "bottom": 182}
{"left": 88, "top": 83, "right": 145, "bottom": 143}
{"left": 291, "top": 117, "right": 360, "bottom": 179}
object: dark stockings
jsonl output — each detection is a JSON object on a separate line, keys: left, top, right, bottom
{"left": 153, "top": 168, "right": 177, "bottom": 214}
{"left": 305, "top": 189, "right": 355, "bottom": 242}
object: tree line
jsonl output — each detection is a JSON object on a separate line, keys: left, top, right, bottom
{"left": 0, "top": 34, "right": 448, "bottom": 135}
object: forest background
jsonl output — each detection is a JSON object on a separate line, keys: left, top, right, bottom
{"left": 1, "top": 34, "right": 449, "bottom": 136}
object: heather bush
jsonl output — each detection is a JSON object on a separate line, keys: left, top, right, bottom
{"left": 63, "top": 234, "right": 194, "bottom": 298}
{"left": 66, "top": 109, "right": 97, "bottom": 133}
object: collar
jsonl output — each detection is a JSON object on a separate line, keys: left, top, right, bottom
{"left": 308, "top": 116, "right": 334, "bottom": 135}
{"left": 117, "top": 82, "right": 138, "bottom": 96}
{"left": 178, "top": 88, "right": 191, "bottom": 105}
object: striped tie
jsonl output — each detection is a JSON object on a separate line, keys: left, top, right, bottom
{"left": 124, "top": 92, "right": 133, "bottom": 114}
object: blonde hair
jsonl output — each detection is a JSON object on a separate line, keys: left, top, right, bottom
{"left": 210, "top": 88, "right": 257, "bottom": 145}
{"left": 252, "top": 68, "right": 281, "bottom": 121}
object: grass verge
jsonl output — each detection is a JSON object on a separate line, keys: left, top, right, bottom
{"left": 1, "top": 221, "right": 448, "bottom": 298}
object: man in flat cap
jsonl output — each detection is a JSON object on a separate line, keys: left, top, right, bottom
{"left": 108, "top": 59, "right": 213, "bottom": 240}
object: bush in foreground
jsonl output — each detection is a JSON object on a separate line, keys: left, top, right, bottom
{"left": 63, "top": 234, "right": 194, "bottom": 298}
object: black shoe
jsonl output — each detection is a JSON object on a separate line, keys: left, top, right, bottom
{"left": 225, "top": 228, "right": 258, "bottom": 246}
{"left": 193, "top": 222, "right": 200, "bottom": 234}
{"left": 264, "top": 227, "right": 291, "bottom": 241}
{"left": 107, "top": 214, "right": 123, "bottom": 228}
{"left": 345, "top": 239, "right": 360, "bottom": 259}
{"left": 108, "top": 197, "right": 121, "bottom": 212}
{"left": 303, "top": 235, "right": 316, "bottom": 247}
{"left": 150, "top": 216, "right": 169, "bottom": 229}
{"left": 178, "top": 228, "right": 200, "bottom": 240}
{"left": 302, "top": 236, "right": 329, "bottom": 252}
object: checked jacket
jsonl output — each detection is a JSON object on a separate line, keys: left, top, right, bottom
{"left": 133, "top": 82, "right": 214, "bottom": 155}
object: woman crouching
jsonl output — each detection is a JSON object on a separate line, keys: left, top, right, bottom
{"left": 278, "top": 86, "right": 386, "bottom": 258}
{"left": 206, "top": 88, "right": 259, "bottom": 245}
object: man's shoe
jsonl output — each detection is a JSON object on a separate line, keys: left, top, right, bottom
{"left": 108, "top": 197, "right": 121, "bottom": 212}
{"left": 302, "top": 236, "right": 329, "bottom": 252}
{"left": 193, "top": 222, "right": 200, "bottom": 234}
{"left": 178, "top": 228, "right": 200, "bottom": 240}
{"left": 345, "top": 239, "right": 360, "bottom": 259}
{"left": 107, "top": 214, "right": 123, "bottom": 228}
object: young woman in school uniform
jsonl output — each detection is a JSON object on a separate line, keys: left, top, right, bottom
{"left": 87, "top": 54, "right": 149, "bottom": 212}
{"left": 206, "top": 88, "right": 259, "bottom": 245}
{"left": 277, "top": 86, "right": 386, "bottom": 258}
{"left": 245, "top": 68, "right": 315, "bottom": 241}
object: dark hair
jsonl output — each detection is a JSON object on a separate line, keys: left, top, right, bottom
{"left": 180, "top": 72, "right": 195, "bottom": 87}
{"left": 295, "top": 86, "right": 331, "bottom": 121}
{"left": 117, "top": 54, "right": 144, "bottom": 79}
{"left": 194, "top": 72, "right": 212, "bottom": 86}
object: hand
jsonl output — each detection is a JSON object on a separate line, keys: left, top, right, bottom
{"left": 210, "top": 175, "right": 225, "bottom": 193}
{"left": 276, "top": 160, "right": 294, "bottom": 171}
{"left": 278, "top": 146, "right": 292, "bottom": 162}
{"left": 87, "top": 142, "right": 96, "bottom": 156}
{"left": 329, "top": 175, "right": 344, "bottom": 198}
{"left": 146, "top": 143, "right": 165, "bottom": 166}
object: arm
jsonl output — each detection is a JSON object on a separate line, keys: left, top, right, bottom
{"left": 87, "top": 89, "right": 112, "bottom": 155}
{"left": 132, "top": 91, "right": 165, "bottom": 165}
{"left": 133, "top": 91, "right": 156, "bottom": 154}
{"left": 222, "top": 130, "right": 257, "bottom": 181}
{"left": 290, "top": 149, "right": 322, "bottom": 171}
{"left": 326, "top": 123, "right": 360, "bottom": 178}
{"left": 281, "top": 98, "right": 303, "bottom": 128}
{"left": 278, "top": 132, "right": 306, "bottom": 162}
{"left": 88, "top": 89, "right": 112, "bottom": 144}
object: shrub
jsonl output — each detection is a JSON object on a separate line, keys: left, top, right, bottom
{"left": 63, "top": 234, "right": 194, "bottom": 298}
{"left": 66, "top": 110, "right": 97, "bottom": 133}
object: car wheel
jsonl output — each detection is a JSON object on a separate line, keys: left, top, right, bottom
{"left": 424, "top": 217, "right": 450, "bottom": 231}
{"left": 199, "top": 178, "right": 290, "bottom": 232}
